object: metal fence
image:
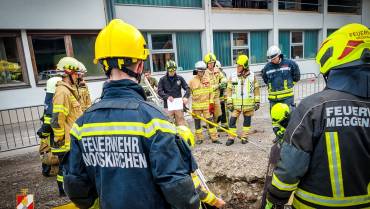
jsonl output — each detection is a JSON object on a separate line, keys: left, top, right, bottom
{"left": 0, "top": 73, "right": 326, "bottom": 152}
{"left": 0, "top": 106, "right": 43, "bottom": 152}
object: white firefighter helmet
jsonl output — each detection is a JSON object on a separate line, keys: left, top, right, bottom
{"left": 195, "top": 61, "right": 206, "bottom": 70}
{"left": 267, "top": 45, "right": 281, "bottom": 62}
{"left": 46, "top": 76, "right": 62, "bottom": 94}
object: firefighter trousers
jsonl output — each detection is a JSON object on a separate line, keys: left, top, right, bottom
{"left": 193, "top": 109, "right": 218, "bottom": 142}
{"left": 228, "top": 108, "right": 254, "bottom": 140}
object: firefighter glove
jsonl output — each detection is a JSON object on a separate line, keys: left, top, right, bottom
{"left": 54, "top": 135, "right": 65, "bottom": 147}
{"left": 209, "top": 103, "right": 215, "bottom": 114}
{"left": 254, "top": 102, "right": 260, "bottom": 111}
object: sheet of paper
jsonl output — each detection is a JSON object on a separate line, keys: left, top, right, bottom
{"left": 167, "top": 98, "right": 183, "bottom": 111}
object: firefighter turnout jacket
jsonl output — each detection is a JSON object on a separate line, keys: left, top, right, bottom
{"left": 64, "top": 79, "right": 200, "bottom": 209}
{"left": 261, "top": 57, "right": 300, "bottom": 102}
{"left": 226, "top": 71, "right": 260, "bottom": 110}
{"left": 189, "top": 75, "right": 214, "bottom": 110}
{"left": 267, "top": 70, "right": 370, "bottom": 208}
{"left": 51, "top": 80, "right": 82, "bottom": 152}
{"left": 78, "top": 82, "right": 92, "bottom": 112}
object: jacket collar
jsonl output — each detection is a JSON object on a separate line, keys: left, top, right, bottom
{"left": 102, "top": 79, "right": 147, "bottom": 101}
{"left": 56, "top": 80, "right": 79, "bottom": 99}
{"left": 326, "top": 65, "right": 370, "bottom": 98}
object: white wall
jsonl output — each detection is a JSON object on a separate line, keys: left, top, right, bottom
{"left": 278, "top": 11, "right": 323, "bottom": 29}
{"left": 115, "top": 5, "right": 205, "bottom": 30}
{"left": 0, "top": 81, "right": 105, "bottom": 110}
{"left": 212, "top": 10, "right": 273, "bottom": 30}
{"left": 362, "top": 0, "right": 370, "bottom": 27}
{"left": 326, "top": 14, "right": 362, "bottom": 29}
{"left": 0, "top": 0, "right": 106, "bottom": 29}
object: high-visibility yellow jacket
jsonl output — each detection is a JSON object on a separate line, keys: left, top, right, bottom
{"left": 204, "top": 68, "right": 225, "bottom": 100}
{"left": 51, "top": 80, "right": 82, "bottom": 152}
{"left": 189, "top": 75, "right": 214, "bottom": 110}
{"left": 226, "top": 72, "right": 260, "bottom": 111}
{"left": 78, "top": 83, "right": 92, "bottom": 112}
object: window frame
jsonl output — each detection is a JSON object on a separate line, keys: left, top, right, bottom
{"left": 230, "top": 32, "right": 250, "bottom": 65}
{"left": 290, "top": 31, "right": 304, "bottom": 60}
{"left": 147, "top": 32, "right": 178, "bottom": 74}
{"left": 27, "top": 30, "right": 102, "bottom": 86}
{"left": 0, "top": 31, "right": 30, "bottom": 90}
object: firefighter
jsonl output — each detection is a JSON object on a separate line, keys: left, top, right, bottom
{"left": 261, "top": 45, "right": 300, "bottom": 109}
{"left": 176, "top": 126, "right": 226, "bottom": 209}
{"left": 77, "top": 62, "right": 92, "bottom": 112}
{"left": 50, "top": 56, "right": 83, "bottom": 196}
{"left": 265, "top": 23, "right": 370, "bottom": 209}
{"left": 260, "top": 103, "right": 291, "bottom": 209}
{"left": 189, "top": 61, "right": 221, "bottom": 144}
{"left": 158, "top": 60, "right": 190, "bottom": 126}
{"left": 64, "top": 19, "right": 200, "bottom": 209}
{"left": 215, "top": 60, "right": 229, "bottom": 130}
{"left": 204, "top": 53, "right": 225, "bottom": 125}
{"left": 37, "top": 73, "right": 62, "bottom": 177}
{"left": 225, "top": 55, "right": 260, "bottom": 146}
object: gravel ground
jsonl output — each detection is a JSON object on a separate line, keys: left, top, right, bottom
{"left": 0, "top": 104, "right": 275, "bottom": 209}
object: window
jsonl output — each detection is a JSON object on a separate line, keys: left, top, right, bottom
{"left": 213, "top": 31, "right": 268, "bottom": 66}
{"left": 278, "top": 0, "right": 319, "bottom": 12}
{"left": 0, "top": 32, "right": 28, "bottom": 88}
{"left": 232, "top": 32, "right": 249, "bottom": 64}
{"left": 28, "top": 32, "right": 102, "bottom": 84}
{"left": 280, "top": 30, "right": 318, "bottom": 59}
{"left": 212, "top": 0, "right": 268, "bottom": 9}
{"left": 290, "top": 31, "right": 304, "bottom": 59}
{"left": 146, "top": 32, "right": 202, "bottom": 72}
{"left": 71, "top": 35, "right": 101, "bottom": 79}
{"left": 328, "top": 0, "right": 361, "bottom": 14}
{"left": 115, "top": 0, "right": 202, "bottom": 8}
{"left": 148, "top": 33, "right": 176, "bottom": 73}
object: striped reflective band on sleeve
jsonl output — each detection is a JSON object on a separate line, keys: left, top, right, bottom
{"left": 325, "top": 132, "right": 344, "bottom": 197}
{"left": 53, "top": 128, "right": 65, "bottom": 136}
{"left": 268, "top": 88, "right": 293, "bottom": 95}
{"left": 53, "top": 104, "right": 69, "bottom": 116}
{"left": 292, "top": 196, "right": 315, "bottom": 209}
{"left": 57, "top": 175, "right": 63, "bottom": 182}
{"left": 70, "top": 119, "right": 176, "bottom": 140}
{"left": 44, "top": 116, "right": 51, "bottom": 124}
{"left": 272, "top": 173, "right": 299, "bottom": 191}
{"left": 295, "top": 188, "right": 370, "bottom": 207}
{"left": 193, "top": 88, "right": 211, "bottom": 95}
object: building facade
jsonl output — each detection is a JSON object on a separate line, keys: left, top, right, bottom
{"left": 0, "top": 0, "right": 369, "bottom": 109}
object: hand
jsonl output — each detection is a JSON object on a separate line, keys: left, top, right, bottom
{"left": 168, "top": 96, "right": 174, "bottom": 102}
{"left": 254, "top": 102, "right": 260, "bottom": 111}
{"left": 209, "top": 103, "right": 215, "bottom": 114}
{"left": 54, "top": 136, "right": 65, "bottom": 147}
{"left": 182, "top": 97, "right": 188, "bottom": 105}
{"left": 214, "top": 197, "right": 226, "bottom": 208}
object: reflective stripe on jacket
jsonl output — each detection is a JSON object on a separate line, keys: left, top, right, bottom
{"left": 50, "top": 80, "right": 82, "bottom": 151}
{"left": 64, "top": 79, "right": 200, "bottom": 209}
{"left": 226, "top": 72, "right": 260, "bottom": 111}
{"left": 268, "top": 89, "right": 370, "bottom": 208}
{"left": 189, "top": 75, "right": 214, "bottom": 110}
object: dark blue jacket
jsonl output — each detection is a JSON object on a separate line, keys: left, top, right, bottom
{"left": 37, "top": 92, "right": 54, "bottom": 138}
{"left": 262, "top": 57, "right": 301, "bottom": 101}
{"left": 64, "top": 79, "right": 199, "bottom": 209}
